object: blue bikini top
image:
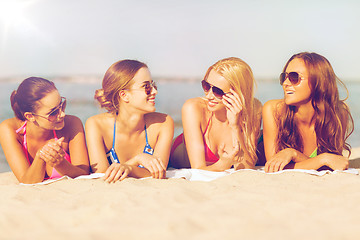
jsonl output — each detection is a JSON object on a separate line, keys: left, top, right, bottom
{"left": 106, "top": 119, "right": 154, "bottom": 165}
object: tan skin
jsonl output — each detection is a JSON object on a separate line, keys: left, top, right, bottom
{"left": 263, "top": 58, "right": 349, "bottom": 173}
{"left": 0, "top": 90, "right": 89, "bottom": 183}
{"left": 85, "top": 67, "right": 174, "bottom": 183}
{"left": 171, "top": 70, "right": 262, "bottom": 171}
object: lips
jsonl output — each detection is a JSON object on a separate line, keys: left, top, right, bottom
{"left": 147, "top": 97, "right": 155, "bottom": 104}
{"left": 207, "top": 100, "right": 218, "bottom": 107}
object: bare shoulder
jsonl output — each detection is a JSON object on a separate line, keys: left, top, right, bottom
{"left": 182, "top": 97, "right": 207, "bottom": 117}
{"left": 145, "top": 112, "right": 174, "bottom": 127}
{"left": 0, "top": 118, "right": 21, "bottom": 133}
{"left": 263, "top": 99, "right": 284, "bottom": 114}
{"left": 85, "top": 112, "right": 114, "bottom": 130}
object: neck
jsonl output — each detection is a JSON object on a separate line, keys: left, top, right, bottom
{"left": 294, "top": 100, "right": 315, "bottom": 125}
{"left": 213, "top": 107, "right": 228, "bottom": 124}
{"left": 116, "top": 106, "right": 145, "bottom": 134}
{"left": 26, "top": 121, "right": 54, "bottom": 140}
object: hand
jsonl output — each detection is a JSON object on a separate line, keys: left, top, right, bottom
{"left": 218, "top": 142, "right": 240, "bottom": 167}
{"left": 132, "top": 153, "right": 166, "bottom": 179}
{"left": 265, "top": 148, "right": 295, "bottom": 173}
{"left": 39, "top": 137, "right": 66, "bottom": 167}
{"left": 102, "top": 163, "right": 132, "bottom": 183}
{"left": 222, "top": 89, "right": 244, "bottom": 128}
{"left": 322, "top": 153, "right": 349, "bottom": 170}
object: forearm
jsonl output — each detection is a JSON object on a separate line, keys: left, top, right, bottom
{"left": 127, "top": 165, "right": 152, "bottom": 178}
{"left": 54, "top": 160, "right": 89, "bottom": 178}
{"left": 290, "top": 156, "right": 325, "bottom": 170}
{"left": 19, "top": 156, "right": 46, "bottom": 184}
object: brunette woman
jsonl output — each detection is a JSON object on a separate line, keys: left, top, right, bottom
{"left": 263, "top": 52, "right": 353, "bottom": 172}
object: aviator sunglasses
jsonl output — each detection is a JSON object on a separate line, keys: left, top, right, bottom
{"left": 201, "top": 80, "right": 229, "bottom": 99}
{"left": 32, "top": 97, "right": 67, "bottom": 122}
{"left": 279, "top": 72, "right": 304, "bottom": 85}
{"left": 131, "top": 81, "right": 157, "bottom": 95}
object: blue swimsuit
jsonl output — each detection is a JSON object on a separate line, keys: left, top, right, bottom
{"left": 106, "top": 119, "right": 154, "bottom": 165}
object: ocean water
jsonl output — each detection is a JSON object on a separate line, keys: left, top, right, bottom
{"left": 0, "top": 78, "right": 359, "bottom": 173}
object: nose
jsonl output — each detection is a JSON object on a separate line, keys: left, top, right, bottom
{"left": 150, "top": 85, "right": 158, "bottom": 96}
{"left": 59, "top": 108, "right": 66, "bottom": 119}
{"left": 282, "top": 77, "right": 292, "bottom": 87}
{"left": 205, "top": 88, "right": 215, "bottom": 99}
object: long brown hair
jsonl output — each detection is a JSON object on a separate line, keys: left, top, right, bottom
{"left": 277, "top": 52, "right": 354, "bottom": 156}
{"left": 95, "top": 60, "right": 148, "bottom": 113}
{"left": 204, "top": 57, "right": 259, "bottom": 164}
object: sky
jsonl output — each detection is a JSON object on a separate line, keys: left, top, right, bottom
{"left": 0, "top": 0, "right": 359, "bottom": 80}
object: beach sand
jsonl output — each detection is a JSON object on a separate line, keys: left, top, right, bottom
{"left": 1, "top": 150, "right": 360, "bottom": 240}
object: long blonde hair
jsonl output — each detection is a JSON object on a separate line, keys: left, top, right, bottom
{"left": 204, "top": 57, "right": 258, "bottom": 163}
{"left": 95, "top": 60, "right": 148, "bottom": 113}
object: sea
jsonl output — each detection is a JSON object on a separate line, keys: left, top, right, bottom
{"left": 1, "top": 76, "right": 359, "bottom": 173}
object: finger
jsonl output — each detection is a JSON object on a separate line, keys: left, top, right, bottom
{"left": 112, "top": 167, "right": 125, "bottom": 183}
{"left": 279, "top": 161, "right": 288, "bottom": 171}
{"left": 152, "top": 160, "right": 163, "bottom": 179}
{"left": 56, "top": 137, "right": 65, "bottom": 145}
{"left": 106, "top": 168, "right": 118, "bottom": 183}
{"left": 223, "top": 94, "right": 241, "bottom": 110}
{"left": 229, "top": 89, "right": 244, "bottom": 106}
{"left": 103, "top": 164, "right": 115, "bottom": 182}
{"left": 119, "top": 168, "right": 130, "bottom": 181}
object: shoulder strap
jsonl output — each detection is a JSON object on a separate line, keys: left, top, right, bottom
{"left": 112, "top": 117, "right": 117, "bottom": 149}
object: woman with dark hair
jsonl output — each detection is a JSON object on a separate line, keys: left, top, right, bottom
{"left": 0, "top": 77, "right": 89, "bottom": 183}
{"left": 85, "top": 60, "right": 174, "bottom": 183}
{"left": 263, "top": 52, "right": 354, "bottom": 172}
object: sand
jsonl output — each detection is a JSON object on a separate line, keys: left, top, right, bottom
{"left": 1, "top": 149, "right": 360, "bottom": 240}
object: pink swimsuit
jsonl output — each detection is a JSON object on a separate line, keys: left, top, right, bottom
{"left": 170, "top": 115, "right": 219, "bottom": 165}
{"left": 16, "top": 121, "right": 71, "bottom": 179}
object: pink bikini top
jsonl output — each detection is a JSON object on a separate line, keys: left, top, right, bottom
{"left": 16, "top": 121, "right": 71, "bottom": 179}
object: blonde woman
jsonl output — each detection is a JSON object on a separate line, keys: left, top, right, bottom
{"left": 85, "top": 60, "right": 174, "bottom": 183}
{"left": 170, "top": 57, "right": 262, "bottom": 171}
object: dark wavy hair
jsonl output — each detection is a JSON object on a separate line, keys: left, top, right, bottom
{"left": 277, "top": 52, "right": 354, "bottom": 156}
{"left": 95, "top": 60, "right": 148, "bottom": 113}
{"left": 10, "top": 77, "right": 57, "bottom": 121}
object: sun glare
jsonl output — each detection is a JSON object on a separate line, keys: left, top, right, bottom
{"left": 0, "top": 1, "right": 27, "bottom": 26}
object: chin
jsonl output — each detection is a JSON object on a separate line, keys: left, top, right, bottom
{"left": 53, "top": 120, "right": 65, "bottom": 130}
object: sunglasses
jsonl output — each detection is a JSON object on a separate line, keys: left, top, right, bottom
{"left": 279, "top": 72, "right": 304, "bottom": 85}
{"left": 201, "top": 80, "right": 229, "bottom": 99}
{"left": 32, "top": 97, "right": 67, "bottom": 122}
{"left": 130, "top": 81, "right": 157, "bottom": 95}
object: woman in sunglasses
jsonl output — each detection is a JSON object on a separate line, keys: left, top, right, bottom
{"left": 85, "top": 60, "right": 174, "bottom": 183}
{"left": 263, "top": 52, "right": 353, "bottom": 172}
{"left": 0, "top": 77, "right": 89, "bottom": 183}
{"left": 170, "top": 57, "right": 262, "bottom": 171}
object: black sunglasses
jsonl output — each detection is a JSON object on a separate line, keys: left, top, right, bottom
{"left": 201, "top": 80, "right": 229, "bottom": 99}
{"left": 279, "top": 72, "right": 304, "bottom": 85}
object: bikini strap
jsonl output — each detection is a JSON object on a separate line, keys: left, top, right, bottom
{"left": 203, "top": 112, "right": 213, "bottom": 135}
{"left": 112, "top": 117, "right": 116, "bottom": 149}
{"left": 143, "top": 124, "right": 154, "bottom": 155}
{"left": 15, "top": 121, "right": 29, "bottom": 163}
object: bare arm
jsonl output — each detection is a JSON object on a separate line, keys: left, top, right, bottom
{"left": 85, "top": 116, "right": 110, "bottom": 173}
{"left": 0, "top": 119, "right": 46, "bottom": 183}
{"left": 53, "top": 116, "right": 89, "bottom": 177}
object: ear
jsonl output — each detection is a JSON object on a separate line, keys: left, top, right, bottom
{"left": 24, "top": 112, "right": 36, "bottom": 122}
{"left": 119, "top": 90, "right": 130, "bottom": 103}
